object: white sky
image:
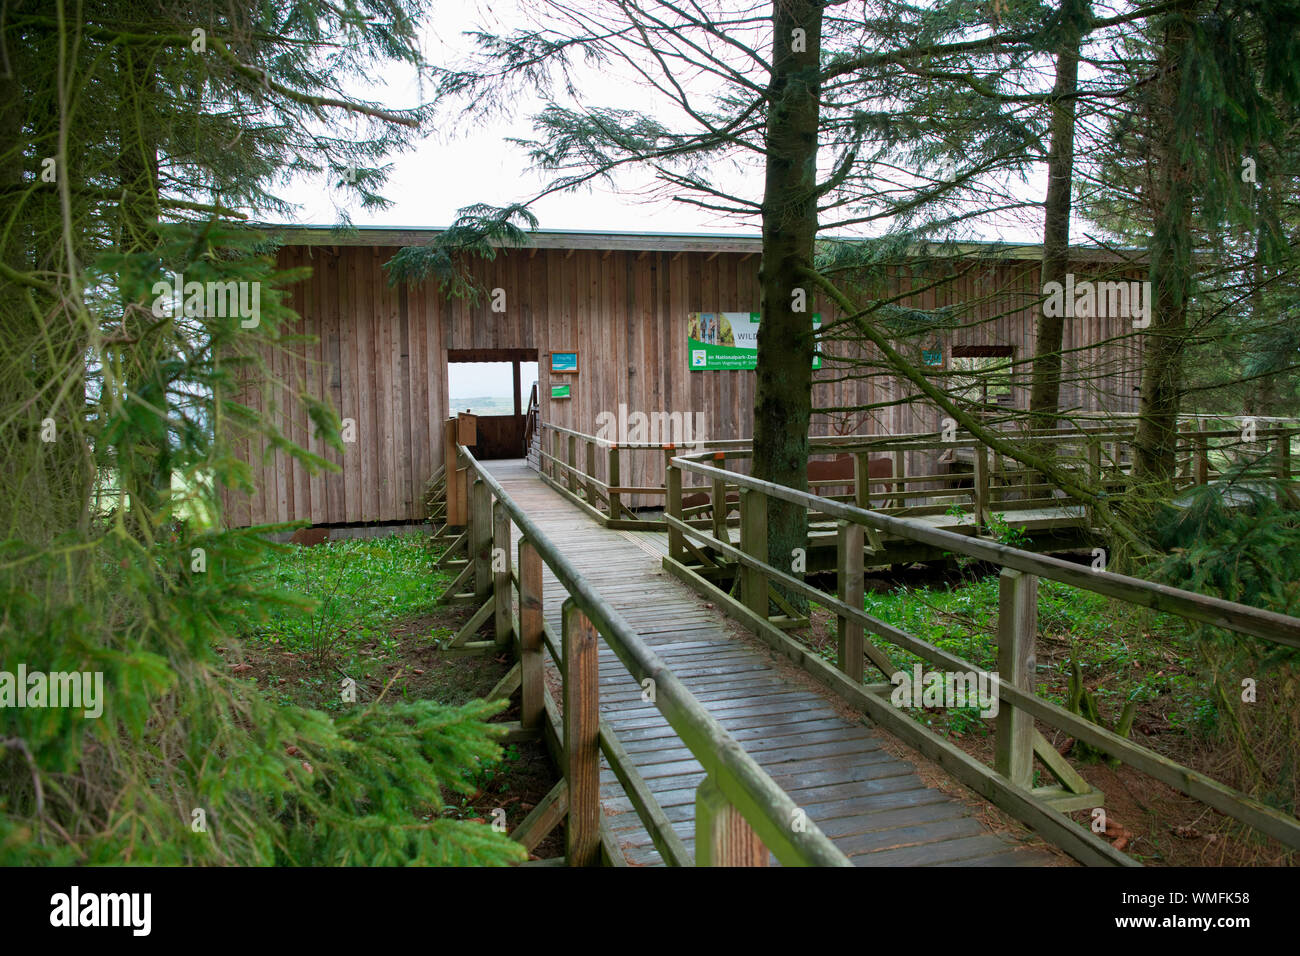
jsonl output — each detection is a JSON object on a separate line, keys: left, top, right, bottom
{"left": 278, "top": 1, "right": 756, "bottom": 234}
{"left": 448, "top": 360, "right": 539, "bottom": 406}
{"left": 274, "top": 0, "right": 1055, "bottom": 242}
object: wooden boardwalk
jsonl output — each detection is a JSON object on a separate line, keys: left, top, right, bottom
{"left": 484, "top": 459, "right": 1056, "bottom": 867}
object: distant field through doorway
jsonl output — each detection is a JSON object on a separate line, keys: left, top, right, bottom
{"left": 447, "top": 348, "right": 539, "bottom": 459}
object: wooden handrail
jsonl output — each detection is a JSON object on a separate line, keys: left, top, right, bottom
{"left": 494, "top": 416, "right": 1300, "bottom": 861}
{"left": 532, "top": 417, "right": 1296, "bottom": 552}
{"left": 457, "top": 441, "right": 852, "bottom": 866}
{"left": 544, "top": 416, "right": 1300, "bottom": 454}
{"left": 662, "top": 453, "right": 1300, "bottom": 853}
{"left": 671, "top": 455, "right": 1300, "bottom": 648}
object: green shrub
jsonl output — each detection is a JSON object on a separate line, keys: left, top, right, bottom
{"left": 1149, "top": 481, "right": 1300, "bottom": 816}
{"left": 1, "top": 229, "right": 522, "bottom": 866}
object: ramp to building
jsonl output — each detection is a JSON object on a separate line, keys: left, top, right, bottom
{"left": 484, "top": 458, "right": 1056, "bottom": 866}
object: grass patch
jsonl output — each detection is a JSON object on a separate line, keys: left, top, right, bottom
{"left": 810, "top": 570, "right": 1212, "bottom": 741}
{"left": 239, "top": 533, "right": 453, "bottom": 677}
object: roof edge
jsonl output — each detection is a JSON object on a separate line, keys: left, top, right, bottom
{"left": 253, "top": 224, "right": 1145, "bottom": 263}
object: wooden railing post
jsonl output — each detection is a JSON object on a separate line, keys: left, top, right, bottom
{"left": 493, "top": 498, "right": 512, "bottom": 646}
{"left": 470, "top": 477, "right": 492, "bottom": 601}
{"left": 891, "top": 450, "right": 906, "bottom": 508}
{"left": 567, "top": 434, "right": 578, "bottom": 493}
{"left": 1084, "top": 439, "right": 1102, "bottom": 525}
{"left": 836, "top": 521, "right": 865, "bottom": 682}
{"left": 552, "top": 429, "right": 563, "bottom": 482}
{"left": 518, "top": 538, "right": 544, "bottom": 729}
{"left": 995, "top": 568, "right": 1037, "bottom": 788}
{"left": 666, "top": 451, "right": 685, "bottom": 562}
{"left": 1276, "top": 429, "right": 1291, "bottom": 481}
{"left": 973, "top": 444, "right": 990, "bottom": 532}
{"left": 585, "top": 439, "right": 598, "bottom": 506}
{"left": 695, "top": 775, "right": 768, "bottom": 866}
{"left": 852, "top": 451, "right": 870, "bottom": 510}
{"left": 562, "top": 599, "right": 600, "bottom": 867}
{"left": 444, "top": 420, "right": 466, "bottom": 527}
{"left": 710, "top": 452, "right": 728, "bottom": 544}
{"left": 739, "top": 487, "right": 768, "bottom": 619}
{"left": 607, "top": 445, "right": 622, "bottom": 520}
{"left": 456, "top": 454, "right": 470, "bottom": 528}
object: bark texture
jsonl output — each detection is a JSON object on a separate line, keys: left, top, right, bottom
{"left": 754, "top": 0, "right": 825, "bottom": 596}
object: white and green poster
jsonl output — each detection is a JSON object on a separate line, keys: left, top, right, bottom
{"left": 688, "top": 312, "right": 821, "bottom": 371}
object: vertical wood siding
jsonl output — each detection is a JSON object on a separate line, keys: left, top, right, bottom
{"left": 221, "top": 244, "right": 1143, "bottom": 525}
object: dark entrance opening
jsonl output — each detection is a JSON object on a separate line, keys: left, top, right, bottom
{"left": 447, "top": 348, "right": 539, "bottom": 459}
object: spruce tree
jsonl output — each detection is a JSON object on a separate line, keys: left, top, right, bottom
{"left": 1, "top": 0, "right": 525, "bottom": 865}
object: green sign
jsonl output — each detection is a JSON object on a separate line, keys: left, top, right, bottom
{"left": 688, "top": 312, "right": 821, "bottom": 371}
{"left": 551, "top": 383, "right": 571, "bottom": 399}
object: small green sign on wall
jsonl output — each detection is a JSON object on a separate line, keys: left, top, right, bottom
{"left": 551, "top": 383, "right": 571, "bottom": 400}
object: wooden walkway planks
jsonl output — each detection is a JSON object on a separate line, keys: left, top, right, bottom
{"left": 483, "top": 458, "right": 1055, "bottom": 867}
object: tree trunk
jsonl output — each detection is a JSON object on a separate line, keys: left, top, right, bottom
{"left": 753, "top": 0, "right": 824, "bottom": 600}
{"left": 1133, "top": 11, "right": 1196, "bottom": 488}
{"left": 116, "top": 47, "right": 167, "bottom": 533}
{"left": 1028, "top": 0, "right": 1088, "bottom": 429}
{"left": 1, "top": 39, "right": 93, "bottom": 543}
{"left": 1248, "top": 191, "right": 1276, "bottom": 415}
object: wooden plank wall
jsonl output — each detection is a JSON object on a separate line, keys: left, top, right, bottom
{"left": 221, "top": 244, "right": 1143, "bottom": 526}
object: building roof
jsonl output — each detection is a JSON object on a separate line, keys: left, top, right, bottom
{"left": 258, "top": 224, "right": 1145, "bottom": 264}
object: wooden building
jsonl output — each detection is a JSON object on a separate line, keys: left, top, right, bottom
{"left": 221, "top": 227, "right": 1143, "bottom": 527}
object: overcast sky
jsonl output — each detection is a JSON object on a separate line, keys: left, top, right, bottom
{"left": 275, "top": 1, "right": 1054, "bottom": 242}
{"left": 278, "top": 2, "right": 759, "bottom": 235}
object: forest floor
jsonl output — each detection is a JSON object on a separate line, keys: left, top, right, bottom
{"left": 800, "top": 558, "right": 1294, "bottom": 867}
{"left": 221, "top": 532, "right": 563, "bottom": 862}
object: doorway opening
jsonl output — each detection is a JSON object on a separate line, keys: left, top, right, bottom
{"left": 447, "top": 348, "right": 539, "bottom": 459}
